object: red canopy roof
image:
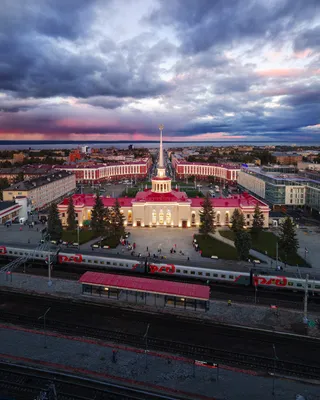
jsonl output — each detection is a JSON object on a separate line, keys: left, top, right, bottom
{"left": 79, "top": 271, "right": 209, "bottom": 300}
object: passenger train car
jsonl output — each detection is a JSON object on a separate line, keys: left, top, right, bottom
{"left": 0, "top": 245, "right": 319, "bottom": 294}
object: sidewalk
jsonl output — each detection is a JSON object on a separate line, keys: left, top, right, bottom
{"left": 0, "top": 324, "right": 319, "bottom": 400}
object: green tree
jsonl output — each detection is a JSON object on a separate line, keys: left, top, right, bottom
{"left": 0, "top": 178, "right": 9, "bottom": 200}
{"left": 252, "top": 204, "right": 264, "bottom": 235}
{"left": 235, "top": 231, "right": 252, "bottom": 260}
{"left": 67, "top": 196, "right": 77, "bottom": 231}
{"left": 91, "top": 193, "right": 106, "bottom": 236}
{"left": 231, "top": 208, "right": 245, "bottom": 233}
{"left": 13, "top": 172, "right": 24, "bottom": 183}
{"left": 111, "top": 199, "right": 125, "bottom": 238}
{"left": 199, "top": 193, "right": 216, "bottom": 236}
{"left": 47, "top": 203, "right": 63, "bottom": 241}
{"left": 279, "top": 217, "right": 299, "bottom": 261}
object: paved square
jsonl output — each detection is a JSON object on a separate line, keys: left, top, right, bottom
{"left": 123, "top": 227, "right": 202, "bottom": 263}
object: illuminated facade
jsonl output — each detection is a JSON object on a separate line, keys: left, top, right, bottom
{"left": 58, "top": 128, "right": 269, "bottom": 227}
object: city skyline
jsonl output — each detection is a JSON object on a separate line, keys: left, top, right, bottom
{"left": 0, "top": 0, "right": 319, "bottom": 142}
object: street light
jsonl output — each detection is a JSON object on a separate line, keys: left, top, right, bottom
{"left": 144, "top": 323, "right": 150, "bottom": 370}
{"left": 272, "top": 344, "right": 278, "bottom": 398}
{"left": 38, "top": 307, "right": 51, "bottom": 348}
{"left": 77, "top": 225, "right": 80, "bottom": 250}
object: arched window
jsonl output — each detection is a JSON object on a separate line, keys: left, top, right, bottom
{"left": 152, "top": 210, "right": 157, "bottom": 224}
{"left": 225, "top": 212, "right": 229, "bottom": 224}
{"left": 216, "top": 212, "right": 220, "bottom": 225}
{"left": 191, "top": 212, "right": 196, "bottom": 224}
{"left": 166, "top": 210, "right": 171, "bottom": 224}
{"left": 159, "top": 209, "right": 164, "bottom": 224}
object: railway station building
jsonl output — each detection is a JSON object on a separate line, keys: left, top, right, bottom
{"left": 79, "top": 271, "right": 210, "bottom": 311}
{"left": 58, "top": 127, "right": 269, "bottom": 228}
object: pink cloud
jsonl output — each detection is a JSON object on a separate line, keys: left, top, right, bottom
{"left": 256, "top": 68, "right": 304, "bottom": 78}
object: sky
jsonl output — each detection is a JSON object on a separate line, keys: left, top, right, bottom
{"left": 0, "top": 0, "right": 319, "bottom": 142}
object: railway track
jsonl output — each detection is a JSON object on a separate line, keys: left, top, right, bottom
{"left": 13, "top": 264, "right": 320, "bottom": 311}
{"left": 0, "top": 361, "right": 182, "bottom": 399}
{"left": 0, "top": 310, "right": 320, "bottom": 380}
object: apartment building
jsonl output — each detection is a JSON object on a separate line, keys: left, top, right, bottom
{"left": 3, "top": 171, "right": 76, "bottom": 211}
{"left": 56, "top": 159, "right": 152, "bottom": 184}
{"left": 238, "top": 166, "right": 320, "bottom": 212}
{"left": 171, "top": 154, "right": 240, "bottom": 182}
{"left": 272, "top": 152, "right": 303, "bottom": 165}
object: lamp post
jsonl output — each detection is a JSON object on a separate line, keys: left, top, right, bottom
{"left": 272, "top": 344, "right": 278, "bottom": 398}
{"left": 38, "top": 307, "right": 51, "bottom": 349}
{"left": 47, "top": 234, "right": 52, "bottom": 287}
{"left": 144, "top": 323, "right": 150, "bottom": 370}
{"left": 77, "top": 225, "right": 80, "bottom": 250}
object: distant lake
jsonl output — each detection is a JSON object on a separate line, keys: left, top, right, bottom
{"left": 0, "top": 140, "right": 320, "bottom": 150}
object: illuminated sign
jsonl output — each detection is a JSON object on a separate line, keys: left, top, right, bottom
{"left": 0, "top": 246, "right": 7, "bottom": 254}
{"left": 58, "top": 254, "right": 83, "bottom": 263}
{"left": 149, "top": 264, "right": 176, "bottom": 274}
{"left": 253, "top": 276, "right": 287, "bottom": 287}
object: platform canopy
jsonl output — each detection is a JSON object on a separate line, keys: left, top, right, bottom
{"left": 79, "top": 271, "right": 210, "bottom": 301}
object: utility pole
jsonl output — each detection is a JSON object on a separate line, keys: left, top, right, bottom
{"left": 38, "top": 307, "right": 51, "bottom": 349}
{"left": 303, "top": 274, "right": 309, "bottom": 324}
{"left": 144, "top": 323, "right": 150, "bottom": 370}
{"left": 48, "top": 236, "right": 52, "bottom": 287}
{"left": 276, "top": 241, "right": 278, "bottom": 268}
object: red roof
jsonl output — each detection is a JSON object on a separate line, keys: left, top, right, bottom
{"left": 79, "top": 271, "right": 209, "bottom": 300}
{"left": 134, "top": 189, "right": 190, "bottom": 203}
{"left": 191, "top": 193, "right": 269, "bottom": 209}
{"left": 59, "top": 194, "right": 132, "bottom": 208}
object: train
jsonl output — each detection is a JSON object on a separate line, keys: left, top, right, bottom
{"left": 0, "top": 245, "right": 319, "bottom": 294}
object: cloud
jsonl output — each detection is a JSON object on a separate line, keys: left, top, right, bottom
{"left": 294, "top": 25, "right": 320, "bottom": 51}
{"left": 78, "top": 97, "right": 126, "bottom": 109}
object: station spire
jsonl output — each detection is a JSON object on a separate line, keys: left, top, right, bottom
{"left": 157, "top": 124, "right": 166, "bottom": 178}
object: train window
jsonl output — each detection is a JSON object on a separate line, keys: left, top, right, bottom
{"left": 176, "top": 269, "right": 181, "bottom": 273}
{"left": 119, "top": 263, "right": 124, "bottom": 266}
{"left": 308, "top": 284, "right": 311, "bottom": 288}
{"left": 229, "top": 275, "right": 234, "bottom": 279}
{"left": 9, "top": 251, "right": 12, "bottom": 254}
{"left": 297, "top": 283, "right": 302, "bottom": 287}
{"left": 14, "top": 251, "right": 17, "bottom": 254}
{"left": 100, "top": 261, "right": 104, "bottom": 265}
{"left": 126, "top": 264, "right": 129, "bottom": 267}
{"left": 113, "top": 262, "right": 117, "bottom": 266}
{"left": 183, "top": 270, "right": 188, "bottom": 274}
{"left": 106, "top": 262, "right": 110, "bottom": 265}
{"left": 288, "top": 282, "right": 293, "bottom": 286}
{"left": 191, "top": 271, "right": 195, "bottom": 275}
{"left": 198, "top": 272, "right": 203, "bottom": 276}
{"left": 94, "top": 260, "right": 98, "bottom": 264}
{"left": 35, "top": 254, "right": 39, "bottom": 257}
{"left": 315, "top": 285, "right": 320, "bottom": 289}
{"left": 221, "top": 274, "right": 226, "bottom": 278}
{"left": 205, "top": 273, "right": 210, "bottom": 277}
{"left": 19, "top": 252, "right": 23, "bottom": 255}
{"left": 88, "top": 260, "right": 92, "bottom": 263}
{"left": 213, "top": 274, "right": 218, "bottom": 277}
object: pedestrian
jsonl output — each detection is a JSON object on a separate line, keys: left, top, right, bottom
{"left": 174, "top": 244, "right": 176, "bottom": 249}
{"left": 228, "top": 300, "right": 232, "bottom": 306}
{"left": 187, "top": 257, "right": 190, "bottom": 261}
{"left": 19, "top": 227, "right": 22, "bottom": 231}
{"left": 147, "top": 246, "right": 149, "bottom": 252}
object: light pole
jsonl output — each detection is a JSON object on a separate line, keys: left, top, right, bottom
{"left": 272, "top": 344, "right": 278, "bottom": 398}
{"left": 77, "top": 225, "right": 80, "bottom": 250}
{"left": 38, "top": 307, "right": 51, "bottom": 349}
{"left": 144, "top": 323, "right": 150, "bottom": 370}
{"left": 47, "top": 234, "right": 52, "bottom": 287}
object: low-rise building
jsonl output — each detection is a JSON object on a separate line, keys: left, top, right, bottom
{"left": 3, "top": 171, "right": 76, "bottom": 211}
{"left": 272, "top": 152, "right": 303, "bottom": 165}
{"left": 56, "top": 159, "right": 152, "bottom": 184}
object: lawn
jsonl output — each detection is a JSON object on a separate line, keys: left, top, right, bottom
{"left": 194, "top": 234, "right": 238, "bottom": 260}
{"left": 219, "top": 229, "right": 306, "bottom": 266}
{"left": 62, "top": 229, "right": 97, "bottom": 244}
{"left": 184, "top": 189, "right": 205, "bottom": 198}
{"left": 99, "top": 235, "right": 121, "bottom": 248}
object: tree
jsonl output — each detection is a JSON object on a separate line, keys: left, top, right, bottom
{"left": 231, "top": 208, "right": 245, "bottom": 233}
{"left": 235, "top": 231, "right": 252, "bottom": 260}
{"left": 67, "top": 196, "right": 77, "bottom": 231}
{"left": 0, "top": 178, "right": 9, "bottom": 201}
{"left": 279, "top": 217, "right": 299, "bottom": 261}
{"left": 199, "top": 193, "right": 216, "bottom": 236}
{"left": 47, "top": 203, "right": 63, "bottom": 241}
{"left": 111, "top": 199, "right": 125, "bottom": 238}
{"left": 252, "top": 204, "right": 264, "bottom": 235}
{"left": 13, "top": 172, "right": 24, "bottom": 183}
{"left": 91, "top": 193, "right": 106, "bottom": 236}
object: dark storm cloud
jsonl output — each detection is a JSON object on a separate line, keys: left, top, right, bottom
{"left": 282, "top": 90, "right": 320, "bottom": 107}
{"left": 78, "top": 97, "right": 126, "bottom": 109}
{"left": 294, "top": 25, "right": 320, "bottom": 51}
{"left": 0, "top": 1, "right": 172, "bottom": 99}
{"left": 149, "top": 0, "right": 319, "bottom": 54}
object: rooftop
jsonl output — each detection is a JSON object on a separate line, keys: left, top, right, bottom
{"left": 0, "top": 201, "right": 16, "bottom": 212}
{"left": 59, "top": 193, "right": 133, "bottom": 208}
{"left": 190, "top": 193, "right": 269, "bottom": 209}
{"left": 4, "top": 170, "right": 74, "bottom": 192}
{"left": 79, "top": 271, "right": 210, "bottom": 300}
{"left": 134, "top": 189, "right": 190, "bottom": 203}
